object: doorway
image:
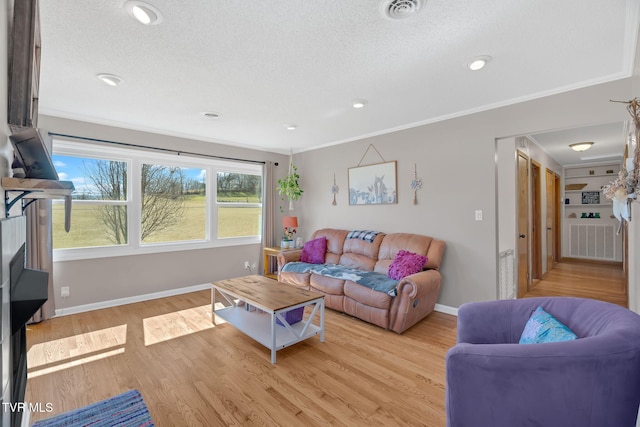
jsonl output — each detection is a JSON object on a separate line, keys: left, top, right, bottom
{"left": 517, "top": 150, "right": 530, "bottom": 297}
{"left": 496, "top": 123, "right": 628, "bottom": 307}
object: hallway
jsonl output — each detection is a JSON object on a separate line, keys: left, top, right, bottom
{"left": 523, "top": 261, "right": 627, "bottom": 307}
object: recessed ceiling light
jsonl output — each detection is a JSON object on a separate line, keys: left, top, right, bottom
{"left": 569, "top": 142, "right": 594, "bottom": 152}
{"left": 466, "top": 56, "right": 491, "bottom": 71}
{"left": 201, "top": 112, "right": 222, "bottom": 119}
{"left": 124, "top": 1, "right": 163, "bottom": 25}
{"left": 285, "top": 124, "right": 297, "bottom": 131}
{"left": 352, "top": 99, "right": 368, "bottom": 109}
{"left": 96, "top": 73, "right": 124, "bottom": 86}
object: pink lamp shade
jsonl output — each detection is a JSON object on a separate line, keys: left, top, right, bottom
{"left": 282, "top": 216, "right": 298, "bottom": 228}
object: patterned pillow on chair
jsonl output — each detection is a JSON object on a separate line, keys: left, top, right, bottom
{"left": 519, "top": 306, "right": 577, "bottom": 344}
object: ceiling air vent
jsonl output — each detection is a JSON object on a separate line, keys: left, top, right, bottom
{"left": 382, "top": 0, "right": 423, "bottom": 19}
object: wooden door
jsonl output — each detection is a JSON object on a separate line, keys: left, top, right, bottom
{"left": 545, "top": 169, "right": 556, "bottom": 274}
{"left": 531, "top": 162, "right": 542, "bottom": 280}
{"left": 517, "top": 151, "right": 530, "bottom": 297}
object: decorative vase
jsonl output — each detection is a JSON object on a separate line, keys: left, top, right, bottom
{"left": 281, "top": 240, "right": 290, "bottom": 249}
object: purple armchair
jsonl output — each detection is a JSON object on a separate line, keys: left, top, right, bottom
{"left": 446, "top": 297, "right": 640, "bottom": 427}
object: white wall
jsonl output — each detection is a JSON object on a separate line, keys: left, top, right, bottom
{"left": 497, "top": 137, "right": 516, "bottom": 254}
{"left": 38, "top": 116, "right": 289, "bottom": 309}
{"left": 293, "top": 78, "right": 633, "bottom": 308}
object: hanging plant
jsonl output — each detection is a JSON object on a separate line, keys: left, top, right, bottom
{"left": 277, "top": 156, "right": 303, "bottom": 211}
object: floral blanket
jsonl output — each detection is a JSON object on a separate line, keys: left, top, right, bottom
{"left": 281, "top": 262, "right": 398, "bottom": 296}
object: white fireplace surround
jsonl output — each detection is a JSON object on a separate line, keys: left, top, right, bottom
{"left": 0, "top": 216, "right": 26, "bottom": 427}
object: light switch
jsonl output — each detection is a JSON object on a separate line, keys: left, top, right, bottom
{"left": 475, "top": 210, "right": 483, "bottom": 221}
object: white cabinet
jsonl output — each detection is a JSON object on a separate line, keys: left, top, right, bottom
{"left": 562, "top": 162, "right": 622, "bottom": 261}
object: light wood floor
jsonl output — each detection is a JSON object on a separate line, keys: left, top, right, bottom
{"left": 25, "top": 290, "right": 457, "bottom": 426}
{"left": 25, "top": 262, "right": 624, "bottom": 426}
{"left": 524, "top": 261, "right": 627, "bottom": 307}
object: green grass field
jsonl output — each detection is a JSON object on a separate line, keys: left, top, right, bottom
{"left": 53, "top": 195, "right": 261, "bottom": 249}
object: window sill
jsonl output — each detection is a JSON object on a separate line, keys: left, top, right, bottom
{"left": 53, "top": 236, "right": 262, "bottom": 262}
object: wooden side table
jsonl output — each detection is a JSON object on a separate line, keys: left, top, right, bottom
{"left": 263, "top": 246, "right": 300, "bottom": 279}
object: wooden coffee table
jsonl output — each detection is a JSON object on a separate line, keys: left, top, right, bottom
{"left": 211, "top": 275, "right": 325, "bottom": 363}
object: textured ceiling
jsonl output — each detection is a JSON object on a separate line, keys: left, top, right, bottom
{"left": 38, "top": 0, "right": 639, "bottom": 155}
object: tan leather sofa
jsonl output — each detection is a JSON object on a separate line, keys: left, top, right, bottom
{"left": 277, "top": 228, "right": 445, "bottom": 334}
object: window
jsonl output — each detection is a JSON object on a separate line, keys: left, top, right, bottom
{"left": 141, "top": 164, "right": 207, "bottom": 244}
{"left": 52, "top": 140, "right": 263, "bottom": 260}
{"left": 53, "top": 154, "right": 129, "bottom": 249}
{"left": 216, "top": 172, "right": 262, "bottom": 238}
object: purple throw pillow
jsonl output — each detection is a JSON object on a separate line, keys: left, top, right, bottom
{"left": 300, "top": 237, "right": 327, "bottom": 264}
{"left": 388, "top": 250, "right": 428, "bottom": 280}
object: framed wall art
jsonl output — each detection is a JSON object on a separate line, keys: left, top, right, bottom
{"left": 348, "top": 161, "right": 397, "bottom": 205}
{"left": 581, "top": 191, "right": 600, "bottom": 205}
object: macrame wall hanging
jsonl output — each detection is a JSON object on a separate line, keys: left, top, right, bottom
{"left": 411, "top": 163, "right": 423, "bottom": 205}
{"left": 331, "top": 173, "right": 339, "bottom": 206}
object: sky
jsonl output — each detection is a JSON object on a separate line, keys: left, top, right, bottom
{"left": 52, "top": 154, "right": 206, "bottom": 197}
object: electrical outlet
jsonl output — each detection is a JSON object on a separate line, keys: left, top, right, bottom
{"left": 61, "top": 287, "right": 70, "bottom": 298}
{"left": 244, "top": 261, "right": 251, "bottom": 269}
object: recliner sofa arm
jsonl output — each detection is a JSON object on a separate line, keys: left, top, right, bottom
{"left": 276, "top": 250, "right": 302, "bottom": 271}
{"left": 397, "top": 269, "right": 441, "bottom": 298}
{"left": 389, "top": 269, "right": 441, "bottom": 334}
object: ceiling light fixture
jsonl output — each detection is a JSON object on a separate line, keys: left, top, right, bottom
{"left": 96, "top": 73, "right": 124, "bottom": 86}
{"left": 569, "top": 142, "right": 594, "bottom": 152}
{"left": 466, "top": 56, "right": 491, "bottom": 71}
{"left": 285, "top": 124, "right": 297, "bottom": 131}
{"left": 352, "top": 99, "right": 368, "bottom": 109}
{"left": 124, "top": 1, "right": 163, "bottom": 25}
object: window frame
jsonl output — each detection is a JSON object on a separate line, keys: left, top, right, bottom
{"left": 52, "top": 140, "right": 263, "bottom": 262}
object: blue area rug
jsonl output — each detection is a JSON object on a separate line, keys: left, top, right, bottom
{"left": 32, "top": 389, "right": 154, "bottom": 427}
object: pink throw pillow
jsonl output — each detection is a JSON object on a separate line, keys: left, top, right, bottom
{"left": 300, "top": 237, "right": 327, "bottom": 264}
{"left": 388, "top": 250, "right": 428, "bottom": 280}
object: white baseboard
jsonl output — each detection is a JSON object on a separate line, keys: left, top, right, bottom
{"left": 54, "top": 283, "right": 211, "bottom": 317}
{"left": 434, "top": 303, "right": 458, "bottom": 316}
{"left": 54, "top": 285, "right": 459, "bottom": 318}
